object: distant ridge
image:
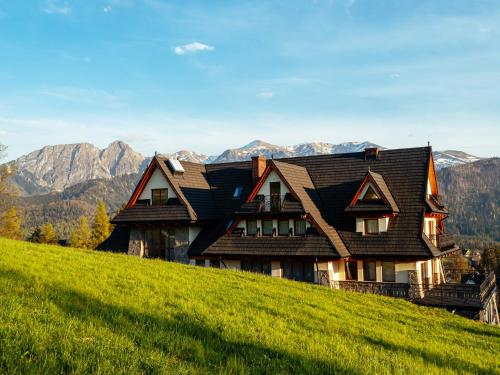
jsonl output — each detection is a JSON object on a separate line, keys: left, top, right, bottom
{"left": 7, "top": 140, "right": 481, "bottom": 195}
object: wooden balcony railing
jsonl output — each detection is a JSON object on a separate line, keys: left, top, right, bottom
{"left": 424, "top": 232, "right": 456, "bottom": 251}
{"left": 257, "top": 195, "right": 286, "bottom": 213}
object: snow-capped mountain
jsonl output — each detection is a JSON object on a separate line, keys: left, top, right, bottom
{"left": 7, "top": 140, "right": 481, "bottom": 195}
{"left": 433, "top": 150, "right": 481, "bottom": 170}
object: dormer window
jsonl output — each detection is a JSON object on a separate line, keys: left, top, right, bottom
{"left": 233, "top": 186, "right": 243, "bottom": 198}
{"left": 152, "top": 188, "right": 168, "bottom": 205}
{"left": 365, "top": 219, "right": 379, "bottom": 234}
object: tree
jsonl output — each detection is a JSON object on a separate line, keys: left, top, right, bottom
{"left": 90, "top": 200, "right": 110, "bottom": 249}
{"left": 70, "top": 216, "right": 91, "bottom": 249}
{"left": 41, "top": 223, "right": 58, "bottom": 244}
{"left": 0, "top": 143, "right": 16, "bottom": 211}
{"left": 28, "top": 227, "right": 43, "bottom": 243}
{"left": 0, "top": 207, "right": 24, "bottom": 240}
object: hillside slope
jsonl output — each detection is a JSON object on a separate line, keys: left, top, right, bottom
{"left": 0, "top": 239, "right": 498, "bottom": 374}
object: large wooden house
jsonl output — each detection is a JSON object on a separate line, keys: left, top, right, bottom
{"left": 100, "top": 146, "right": 498, "bottom": 323}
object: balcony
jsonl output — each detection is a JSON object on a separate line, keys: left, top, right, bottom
{"left": 416, "top": 272, "right": 497, "bottom": 309}
{"left": 424, "top": 232, "right": 457, "bottom": 252}
{"left": 236, "top": 194, "right": 303, "bottom": 215}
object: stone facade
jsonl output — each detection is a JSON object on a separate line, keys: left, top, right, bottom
{"left": 173, "top": 226, "right": 190, "bottom": 264}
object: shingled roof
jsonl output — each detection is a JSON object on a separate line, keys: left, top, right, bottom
{"left": 345, "top": 170, "right": 400, "bottom": 214}
{"left": 118, "top": 146, "right": 450, "bottom": 259}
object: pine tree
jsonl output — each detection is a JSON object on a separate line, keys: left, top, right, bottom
{"left": 70, "top": 216, "right": 91, "bottom": 248}
{"left": 0, "top": 207, "right": 24, "bottom": 240}
{"left": 41, "top": 223, "right": 58, "bottom": 244}
{"left": 28, "top": 227, "right": 43, "bottom": 243}
{"left": 90, "top": 200, "right": 110, "bottom": 249}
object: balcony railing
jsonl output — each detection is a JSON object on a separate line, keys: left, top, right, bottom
{"left": 424, "top": 232, "right": 456, "bottom": 251}
{"left": 257, "top": 195, "right": 286, "bottom": 213}
{"left": 327, "top": 272, "right": 496, "bottom": 309}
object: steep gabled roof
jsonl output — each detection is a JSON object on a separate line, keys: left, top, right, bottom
{"left": 127, "top": 156, "right": 197, "bottom": 221}
{"left": 238, "top": 160, "right": 349, "bottom": 257}
{"left": 345, "top": 170, "right": 400, "bottom": 214}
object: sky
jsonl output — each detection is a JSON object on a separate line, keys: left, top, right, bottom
{"left": 0, "top": 0, "right": 499, "bottom": 160}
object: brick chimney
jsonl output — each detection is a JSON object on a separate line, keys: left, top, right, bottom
{"left": 252, "top": 155, "right": 266, "bottom": 185}
{"left": 364, "top": 147, "right": 380, "bottom": 160}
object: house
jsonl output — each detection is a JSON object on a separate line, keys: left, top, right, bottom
{"left": 100, "top": 146, "right": 498, "bottom": 324}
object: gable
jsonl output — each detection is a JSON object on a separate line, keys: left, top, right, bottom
{"left": 359, "top": 183, "right": 382, "bottom": 202}
{"left": 256, "top": 170, "right": 290, "bottom": 196}
{"left": 138, "top": 168, "right": 177, "bottom": 202}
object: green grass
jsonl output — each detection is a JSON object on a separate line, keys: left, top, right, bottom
{"left": 0, "top": 238, "right": 499, "bottom": 374}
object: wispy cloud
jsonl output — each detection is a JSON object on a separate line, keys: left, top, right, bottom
{"left": 39, "top": 87, "right": 125, "bottom": 107}
{"left": 42, "top": 0, "right": 70, "bottom": 15}
{"left": 257, "top": 91, "right": 274, "bottom": 99}
{"left": 103, "top": 6, "right": 112, "bottom": 13}
{"left": 173, "top": 42, "right": 214, "bottom": 55}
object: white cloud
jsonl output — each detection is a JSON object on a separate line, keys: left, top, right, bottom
{"left": 42, "top": 0, "right": 70, "bottom": 15}
{"left": 83, "top": 57, "right": 92, "bottom": 63}
{"left": 173, "top": 42, "right": 215, "bottom": 55}
{"left": 103, "top": 6, "right": 112, "bottom": 13}
{"left": 257, "top": 91, "right": 274, "bottom": 99}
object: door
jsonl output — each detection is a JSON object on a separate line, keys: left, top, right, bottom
{"left": 270, "top": 182, "right": 281, "bottom": 211}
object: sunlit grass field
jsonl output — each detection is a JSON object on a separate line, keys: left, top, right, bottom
{"left": 0, "top": 238, "right": 499, "bottom": 374}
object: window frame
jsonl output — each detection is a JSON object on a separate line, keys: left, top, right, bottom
{"left": 278, "top": 220, "right": 289, "bottom": 236}
{"left": 345, "top": 261, "right": 358, "bottom": 281}
{"left": 246, "top": 220, "right": 257, "bottom": 236}
{"left": 232, "top": 186, "right": 243, "bottom": 199}
{"left": 151, "top": 188, "right": 168, "bottom": 206}
{"left": 364, "top": 218, "right": 380, "bottom": 235}
{"left": 262, "top": 220, "right": 273, "bottom": 236}
{"left": 294, "top": 219, "right": 307, "bottom": 236}
{"left": 382, "top": 261, "right": 396, "bottom": 282}
{"left": 363, "top": 261, "right": 377, "bottom": 282}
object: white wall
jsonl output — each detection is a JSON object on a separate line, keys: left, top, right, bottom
{"left": 139, "top": 168, "right": 177, "bottom": 202}
{"left": 189, "top": 226, "right": 202, "bottom": 244}
{"left": 257, "top": 170, "right": 290, "bottom": 196}
{"left": 395, "top": 262, "right": 417, "bottom": 283}
{"left": 271, "top": 261, "right": 281, "bottom": 277}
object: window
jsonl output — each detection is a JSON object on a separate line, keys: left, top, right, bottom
{"left": 136, "top": 199, "right": 150, "bottom": 206}
{"left": 270, "top": 182, "right": 281, "bottom": 195}
{"left": 365, "top": 219, "right": 379, "bottom": 234}
{"left": 361, "top": 186, "right": 381, "bottom": 202}
{"left": 278, "top": 220, "right": 289, "bottom": 236}
{"left": 247, "top": 220, "right": 257, "bottom": 236}
{"left": 294, "top": 220, "right": 306, "bottom": 236}
{"left": 282, "top": 262, "right": 315, "bottom": 282}
{"left": 195, "top": 259, "right": 205, "bottom": 267}
{"left": 345, "top": 261, "right": 358, "bottom": 280}
{"left": 262, "top": 220, "right": 273, "bottom": 236}
{"left": 382, "top": 262, "right": 396, "bottom": 282}
{"left": 152, "top": 188, "right": 168, "bottom": 205}
{"left": 233, "top": 186, "right": 243, "bottom": 198}
{"left": 242, "top": 261, "right": 271, "bottom": 275}
{"left": 363, "top": 261, "right": 376, "bottom": 281}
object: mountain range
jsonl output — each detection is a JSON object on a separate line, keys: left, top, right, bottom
{"left": 7, "top": 140, "right": 482, "bottom": 196}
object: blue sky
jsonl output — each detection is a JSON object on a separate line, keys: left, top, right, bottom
{"left": 0, "top": 0, "right": 499, "bottom": 160}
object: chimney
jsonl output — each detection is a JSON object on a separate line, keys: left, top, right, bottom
{"left": 364, "top": 147, "right": 380, "bottom": 160}
{"left": 252, "top": 155, "right": 266, "bottom": 185}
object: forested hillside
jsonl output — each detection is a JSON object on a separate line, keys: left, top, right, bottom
{"left": 437, "top": 158, "right": 499, "bottom": 249}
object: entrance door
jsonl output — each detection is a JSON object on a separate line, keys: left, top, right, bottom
{"left": 270, "top": 182, "right": 281, "bottom": 211}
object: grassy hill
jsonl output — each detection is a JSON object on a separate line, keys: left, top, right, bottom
{"left": 0, "top": 238, "right": 499, "bottom": 374}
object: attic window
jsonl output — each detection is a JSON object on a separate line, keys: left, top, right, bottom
{"left": 361, "top": 186, "right": 381, "bottom": 202}
{"left": 233, "top": 186, "right": 243, "bottom": 199}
